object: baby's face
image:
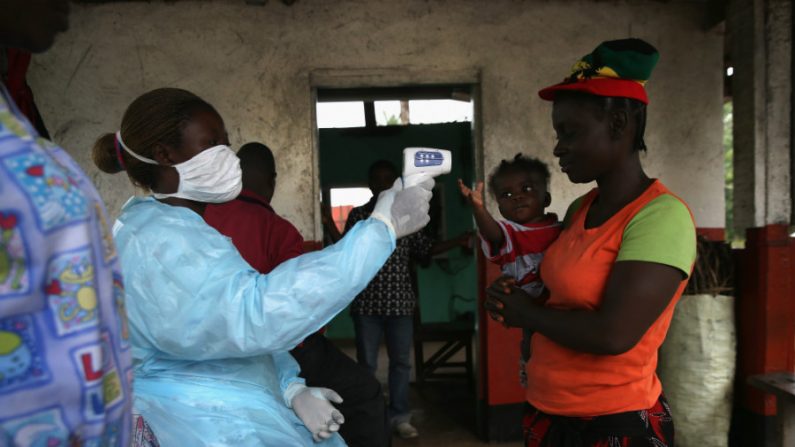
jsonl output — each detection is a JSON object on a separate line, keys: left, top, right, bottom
{"left": 493, "top": 170, "right": 548, "bottom": 224}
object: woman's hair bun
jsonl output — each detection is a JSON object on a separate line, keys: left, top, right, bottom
{"left": 92, "top": 132, "right": 124, "bottom": 174}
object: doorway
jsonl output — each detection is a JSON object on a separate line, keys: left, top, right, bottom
{"left": 314, "top": 85, "right": 479, "bottom": 339}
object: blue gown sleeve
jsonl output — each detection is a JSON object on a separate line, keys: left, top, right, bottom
{"left": 117, "top": 207, "right": 395, "bottom": 360}
{"left": 272, "top": 351, "right": 305, "bottom": 406}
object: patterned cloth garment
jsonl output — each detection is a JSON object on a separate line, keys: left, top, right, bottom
{"left": 0, "top": 86, "right": 132, "bottom": 446}
{"left": 345, "top": 200, "right": 433, "bottom": 316}
{"left": 521, "top": 395, "right": 674, "bottom": 447}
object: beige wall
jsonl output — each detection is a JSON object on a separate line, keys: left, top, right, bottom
{"left": 28, "top": 0, "right": 725, "bottom": 237}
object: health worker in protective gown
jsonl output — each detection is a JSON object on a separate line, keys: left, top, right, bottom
{"left": 92, "top": 88, "right": 433, "bottom": 446}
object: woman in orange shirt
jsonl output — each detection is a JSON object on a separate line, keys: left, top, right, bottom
{"left": 486, "top": 39, "right": 696, "bottom": 446}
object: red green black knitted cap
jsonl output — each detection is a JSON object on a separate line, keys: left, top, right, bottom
{"left": 538, "top": 38, "right": 660, "bottom": 104}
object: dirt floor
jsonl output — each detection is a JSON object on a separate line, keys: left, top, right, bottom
{"left": 337, "top": 339, "right": 523, "bottom": 447}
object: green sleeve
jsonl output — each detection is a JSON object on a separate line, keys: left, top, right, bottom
{"left": 616, "top": 194, "right": 697, "bottom": 277}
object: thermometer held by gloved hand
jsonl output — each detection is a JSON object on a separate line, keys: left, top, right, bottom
{"left": 402, "top": 147, "right": 452, "bottom": 188}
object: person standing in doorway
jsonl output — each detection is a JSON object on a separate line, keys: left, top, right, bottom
{"left": 330, "top": 159, "right": 470, "bottom": 439}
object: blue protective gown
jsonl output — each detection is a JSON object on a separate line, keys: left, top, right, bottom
{"left": 112, "top": 196, "right": 396, "bottom": 446}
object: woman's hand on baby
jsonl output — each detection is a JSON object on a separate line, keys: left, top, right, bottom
{"left": 489, "top": 276, "right": 517, "bottom": 296}
{"left": 484, "top": 276, "right": 538, "bottom": 328}
{"left": 457, "top": 179, "right": 485, "bottom": 208}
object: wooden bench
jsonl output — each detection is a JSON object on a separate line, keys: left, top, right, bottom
{"left": 748, "top": 371, "right": 795, "bottom": 446}
{"left": 413, "top": 314, "right": 474, "bottom": 386}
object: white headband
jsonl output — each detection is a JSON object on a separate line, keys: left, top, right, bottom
{"left": 115, "top": 131, "right": 158, "bottom": 165}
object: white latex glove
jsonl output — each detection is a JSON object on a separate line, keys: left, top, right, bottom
{"left": 288, "top": 384, "right": 345, "bottom": 442}
{"left": 371, "top": 178, "right": 434, "bottom": 238}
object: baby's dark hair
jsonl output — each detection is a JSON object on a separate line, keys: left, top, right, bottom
{"left": 488, "top": 154, "right": 551, "bottom": 195}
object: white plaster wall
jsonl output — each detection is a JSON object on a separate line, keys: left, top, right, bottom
{"left": 28, "top": 0, "right": 725, "bottom": 237}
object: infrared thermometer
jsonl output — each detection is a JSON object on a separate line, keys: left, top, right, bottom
{"left": 402, "top": 147, "right": 452, "bottom": 188}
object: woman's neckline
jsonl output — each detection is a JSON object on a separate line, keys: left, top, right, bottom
{"left": 581, "top": 178, "right": 657, "bottom": 231}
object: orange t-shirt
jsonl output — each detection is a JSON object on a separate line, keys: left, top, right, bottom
{"left": 526, "top": 180, "right": 696, "bottom": 416}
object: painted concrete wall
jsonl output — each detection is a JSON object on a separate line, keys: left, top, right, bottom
{"left": 729, "top": 0, "right": 792, "bottom": 233}
{"left": 28, "top": 0, "right": 725, "bottom": 237}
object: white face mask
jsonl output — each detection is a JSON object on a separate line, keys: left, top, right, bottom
{"left": 116, "top": 131, "right": 242, "bottom": 203}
